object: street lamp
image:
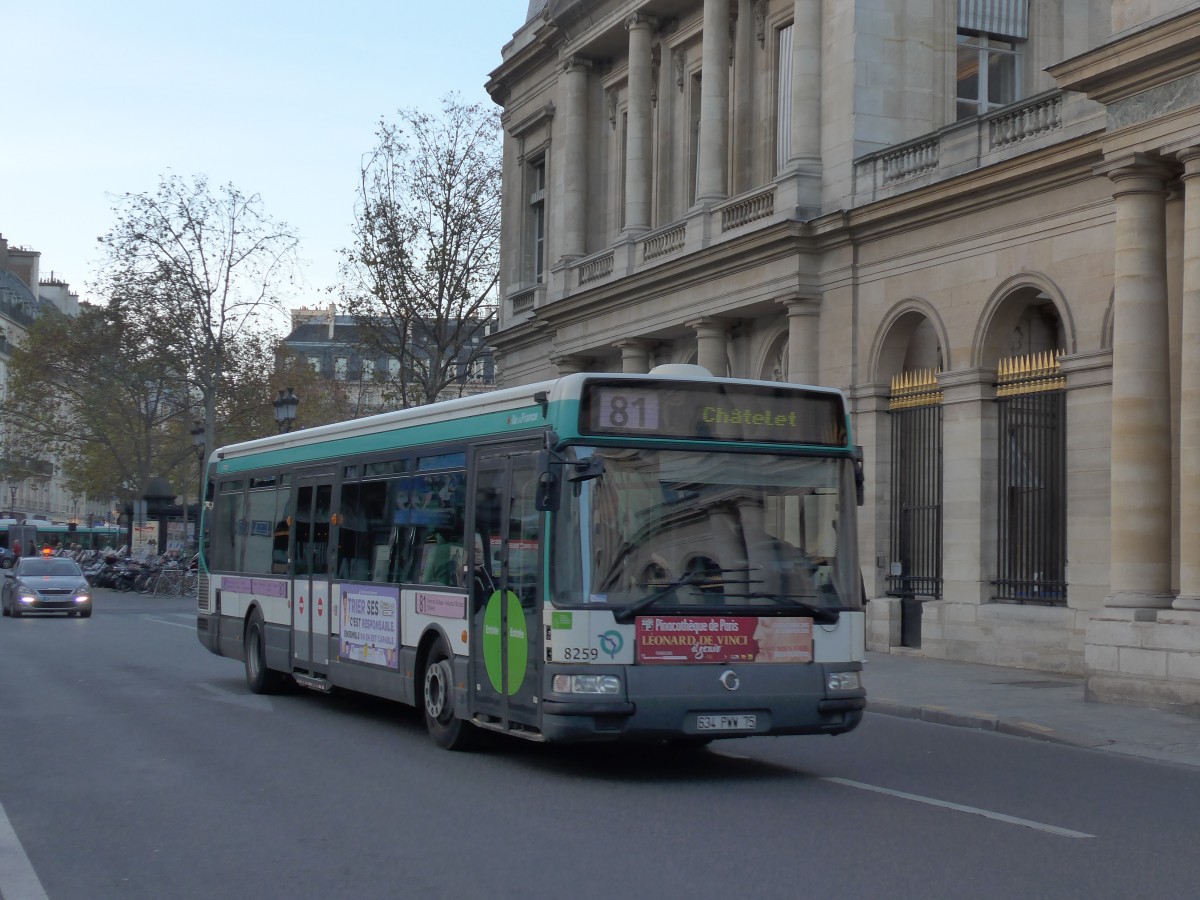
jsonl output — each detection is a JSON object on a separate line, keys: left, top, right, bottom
{"left": 8, "top": 483, "right": 15, "bottom": 519}
{"left": 191, "top": 424, "right": 207, "bottom": 490}
{"left": 191, "top": 424, "right": 206, "bottom": 554}
{"left": 273, "top": 387, "right": 300, "bottom": 434}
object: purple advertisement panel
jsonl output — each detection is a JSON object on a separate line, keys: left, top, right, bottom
{"left": 218, "top": 576, "right": 288, "bottom": 598}
{"left": 339, "top": 583, "right": 401, "bottom": 669}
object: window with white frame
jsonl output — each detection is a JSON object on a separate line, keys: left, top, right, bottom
{"left": 334, "top": 357, "right": 348, "bottom": 380}
{"left": 526, "top": 157, "right": 546, "bottom": 284}
{"left": 776, "top": 23, "right": 794, "bottom": 175}
{"left": 955, "top": 0, "right": 1027, "bottom": 120}
{"left": 361, "top": 358, "right": 375, "bottom": 382}
{"left": 688, "top": 72, "right": 702, "bottom": 207}
{"left": 956, "top": 31, "right": 1020, "bottom": 119}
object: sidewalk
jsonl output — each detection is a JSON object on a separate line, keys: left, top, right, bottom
{"left": 864, "top": 650, "right": 1200, "bottom": 768}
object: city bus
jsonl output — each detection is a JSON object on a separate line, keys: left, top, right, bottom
{"left": 0, "top": 520, "right": 122, "bottom": 554}
{"left": 196, "top": 365, "right": 867, "bottom": 749}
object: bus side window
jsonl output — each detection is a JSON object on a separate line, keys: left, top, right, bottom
{"left": 386, "top": 476, "right": 416, "bottom": 584}
{"left": 338, "top": 480, "right": 389, "bottom": 582}
{"left": 409, "top": 471, "right": 467, "bottom": 587}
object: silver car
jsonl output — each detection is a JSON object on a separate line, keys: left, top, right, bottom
{"left": 2, "top": 556, "right": 93, "bottom": 618}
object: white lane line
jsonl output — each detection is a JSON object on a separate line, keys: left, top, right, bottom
{"left": 0, "top": 797, "right": 50, "bottom": 900}
{"left": 143, "top": 615, "right": 193, "bottom": 630}
{"left": 824, "top": 777, "right": 1095, "bottom": 839}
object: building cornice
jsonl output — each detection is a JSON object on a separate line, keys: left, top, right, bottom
{"left": 1048, "top": 8, "right": 1200, "bottom": 104}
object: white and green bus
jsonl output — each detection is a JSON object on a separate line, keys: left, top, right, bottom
{"left": 196, "top": 365, "right": 867, "bottom": 749}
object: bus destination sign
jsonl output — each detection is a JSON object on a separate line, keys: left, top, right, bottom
{"left": 580, "top": 379, "right": 846, "bottom": 445}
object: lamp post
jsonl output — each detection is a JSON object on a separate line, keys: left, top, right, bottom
{"left": 8, "top": 483, "right": 15, "bottom": 519}
{"left": 191, "top": 424, "right": 206, "bottom": 554}
{"left": 273, "top": 387, "right": 300, "bottom": 434}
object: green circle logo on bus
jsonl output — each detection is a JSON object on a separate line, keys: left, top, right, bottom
{"left": 599, "top": 630, "right": 623, "bottom": 658}
{"left": 483, "top": 590, "right": 528, "bottom": 695}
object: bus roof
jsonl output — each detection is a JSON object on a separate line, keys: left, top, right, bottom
{"left": 213, "top": 368, "right": 851, "bottom": 475}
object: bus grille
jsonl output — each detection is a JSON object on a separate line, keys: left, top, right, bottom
{"left": 197, "top": 571, "right": 210, "bottom": 612}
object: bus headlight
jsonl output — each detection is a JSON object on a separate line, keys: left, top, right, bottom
{"left": 552, "top": 674, "right": 622, "bottom": 695}
{"left": 827, "top": 671, "right": 862, "bottom": 692}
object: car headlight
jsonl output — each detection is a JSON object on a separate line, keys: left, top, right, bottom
{"left": 552, "top": 674, "right": 622, "bottom": 695}
{"left": 74, "top": 593, "right": 90, "bottom": 603}
{"left": 827, "top": 671, "right": 862, "bottom": 692}
{"left": 18, "top": 593, "right": 37, "bottom": 604}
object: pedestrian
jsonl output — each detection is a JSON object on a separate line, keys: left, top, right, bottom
{"left": 11, "top": 539, "right": 21, "bottom": 559}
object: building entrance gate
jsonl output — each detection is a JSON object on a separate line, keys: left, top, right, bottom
{"left": 888, "top": 371, "right": 943, "bottom": 647}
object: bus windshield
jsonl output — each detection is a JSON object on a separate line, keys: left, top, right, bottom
{"left": 550, "top": 447, "right": 860, "bottom": 614}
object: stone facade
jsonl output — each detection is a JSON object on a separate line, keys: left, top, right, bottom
{"left": 485, "top": 1, "right": 1200, "bottom": 711}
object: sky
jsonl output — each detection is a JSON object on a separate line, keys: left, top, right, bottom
{"left": 2, "top": 0, "right": 531, "bottom": 323}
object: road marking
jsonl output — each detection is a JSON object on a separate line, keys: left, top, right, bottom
{"left": 0, "top": 797, "right": 49, "bottom": 900}
{"left": 142, "top": 615, "right": 194, "bottom": 630}
{"left": 824, "top": 777, "right": 1095, "bottom": 839}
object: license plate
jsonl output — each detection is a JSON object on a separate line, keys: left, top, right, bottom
{"left": 696, "top": 714, "right": 757, "bottom": 732}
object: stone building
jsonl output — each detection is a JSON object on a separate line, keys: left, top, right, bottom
{"left": 0, "top": 234, "right": 105, "bottom": 524}
{"left": 484, "top": 0, "right": 1200, "bottom": 711}
{"left": 281, "top": 304, "right": 496, "bottom": 414}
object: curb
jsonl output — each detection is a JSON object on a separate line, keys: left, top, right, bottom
{"left": 867, "top": 698, "right": 1111, "bottom": 749}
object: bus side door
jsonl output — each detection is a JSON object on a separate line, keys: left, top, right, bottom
{"left": 292, "top": 479, "right": 333, "bottom": 668}
{"left": 469, "top": 447, "right": 542, "bottom": 732}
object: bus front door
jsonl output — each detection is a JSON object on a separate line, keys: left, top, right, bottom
{"left": 470, "top": 449, "right": 541, "bottom": 734}
{"left": 292, "top": 480, "right": 333, "bottom": 668}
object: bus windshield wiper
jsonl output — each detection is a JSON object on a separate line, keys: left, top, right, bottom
{"left": 611, "top": 568, "right": 761, "bottom": 624}
{"left": 740, "top": 593, "right": 841, "bottom": 624}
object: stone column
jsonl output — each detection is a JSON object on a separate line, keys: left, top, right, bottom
{"left": 1177, "top": 150, "right": 1200, "bottom": 609}
{"left": 695, "top": 0, "right": 731, "bottom": 205}
{"left": 615, "top": 338, "right": 653, "bottom": 374}
{"left": 785, "top": 0, "right": 822, "bottom": 174}
{"left": 1105, "top": 157, "right": 1174, "bottom": 608}
{"left": 689, "top": 317, "right": 728, "bottom": 375}
{"left": 560, "top": 57, "right": 591, "bottom": 261}
{"left": 781, "top": 297, "right": 820, "bottom": 385}
{"left": 623, "top": 15, "right": 655, "bottom": 235}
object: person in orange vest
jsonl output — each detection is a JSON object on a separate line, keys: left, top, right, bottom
{"left": 11, "top": 540, "right": 21, "bottom": 558}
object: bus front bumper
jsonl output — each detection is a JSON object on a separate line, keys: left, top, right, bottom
{"left": 538, "top": 661, "right": 865, "bottom": 743}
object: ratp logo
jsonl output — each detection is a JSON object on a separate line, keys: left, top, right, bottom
{"left": 598, "top": 630, "right": 624, "bottom": 659}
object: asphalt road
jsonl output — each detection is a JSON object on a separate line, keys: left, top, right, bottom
{"left": 2, "top": 588, "right": 1198, "bottom": 900}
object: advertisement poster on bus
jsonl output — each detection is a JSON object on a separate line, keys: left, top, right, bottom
{"left": 339, "top": 584, "right": 400, "bottom": 669}
{"left": 636, "top": 616, "right": 813, "bottom": 664}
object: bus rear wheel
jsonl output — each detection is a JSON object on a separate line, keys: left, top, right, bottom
{"left": 245, "top": 609, "right": 289, "bottom": 694}
{"left": 422, "top": 637, "right": 478, "bottom": 751}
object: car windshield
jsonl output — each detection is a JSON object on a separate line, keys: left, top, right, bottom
{"left": 19, "top": 559, "right": 82, "bottom": 577}
{"left": 550, "top": 447, "right": 860, "bottom": 613}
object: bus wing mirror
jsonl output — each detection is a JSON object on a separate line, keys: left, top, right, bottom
{"left": 568, "top": 456, "right": 605, "bottom": 483}
{"left": 535, "top": 450, "right": 560, "bottom": 512}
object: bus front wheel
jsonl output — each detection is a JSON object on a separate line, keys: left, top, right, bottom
{"left": 245, "top": 609, "right": 289, "bottom": 694}
{"left": 422, "top": 637, "right": 478, "bottom": 751}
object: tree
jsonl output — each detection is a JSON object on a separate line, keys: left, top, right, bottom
{"left": 0, "top": 302, "right": 191, "bottom": 513}
{"left": 338, "top": 94, "right": 500, "bottom": 408}
{"left": 95, "top": 173, "right": 301, "bottom": 465}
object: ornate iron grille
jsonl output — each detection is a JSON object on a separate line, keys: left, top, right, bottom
{"left": 887, "top": 370, "right": 943, "bottom": 599}
{"left": 994, "top": 352, "right": 1067, "bottom": 604}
